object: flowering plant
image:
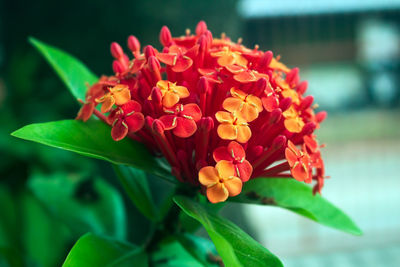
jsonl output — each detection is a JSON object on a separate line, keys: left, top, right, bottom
{"left": 12, "top": 22, "right": 361, "bottom": 266}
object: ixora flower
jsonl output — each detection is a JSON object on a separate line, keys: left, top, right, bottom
{"left": 77, "top": 21, "right": 327, "bottom": 203}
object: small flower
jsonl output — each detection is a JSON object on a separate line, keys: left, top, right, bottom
{"left": 215, "top": 111, "right": 251, "bottom": 143}
{"left": 225, "top": 64, "right": 268, "bottom": 83}
{"left": 261, "top": 82, "right": 279, "bottom": 112}
{"left": 211, "top": 46, "right": 248, "bottom": 67}
{"left": 155, "top": 80, "right": 190, "bottom": 108}
{"left": 108, "top": 100, "right": 145, "bottom": 141}
{"left": 222, "top": 88, "right": 263, "bottom": 122}
{"left": 285, "top": 141, "right": 311, "bottom": 182}
{"left": 283, "top": 106, "right": 305, "bottom": 133}
{"left": 96, "top": 84, "right": 131, "bottom": 113}
{"left": 199, "top": 160, "right": 243, "bottom": 203}
{"left": 159, "top": 103, "right": 202, "bottom": 138}
{"left": 213, "top": 141, "right": 253, "bottom": 182}
{"left": 156, "top": 45, "right": 198, "bottom": 72}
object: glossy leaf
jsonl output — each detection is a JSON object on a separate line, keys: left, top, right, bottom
{"left": 113, "top": 165, "right": 158, "bottom": 222}
{"left": 28, "top": 172, "right": 126, "bottom": 239}
{"left": 231, "top": 178, "right": 362, "bottom": 235}
{"left": 176, "top": 233, "right": 220, "bottom": 267}
{"left": 63, "top": 233, "right": 147, "bottom": 267}
{"left": 29, "top": 37, "right": 98, "bottom": 101}
{"left": 11, "top": 119, "right": 171, "bottom": 179}
{"left": 174, "top": 196, "right": 283, "bottom": 267}
{"left": 151, "top": 237, "right": 204, "bottom": 267}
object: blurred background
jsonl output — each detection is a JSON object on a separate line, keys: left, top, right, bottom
{"left": 0, "top": 0, "right": 399, "bottom": 266}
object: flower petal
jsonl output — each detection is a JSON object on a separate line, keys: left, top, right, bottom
{"left": 125, "top": 112, "right": 145, "bottom": 132}
{"left": 236, "top": 160, "right": 253, "bottom": 182}
{"left": 181, "top": 103, "right": 202, "bottom": 121}
{"left": 162, "top": 91, "right": 180, "bottom": 108}
{"left": 227, "top": 141, "right": 246, "bottom": 160}
{"left": 199, "top": 166, "right": 219, "bottom": 186}
{"left": 173, "top": 117, "right": 197, "bottom": 138}
{"left": 206, "top": 183, "right": 229, "bottom": 203}
{"left": 172, "top": 56, "right": 193, "bottom": 72}
{"left": 215, "top": 160, "right": 235, "bottom": 179}
{"left": 223, "top": 177, "right": 242, "bottom": 197}
{"left": 111, "top": 119, "right": 129, "bottom": 141}
{"left": 215, "top": 111, "right": 234, "bottom": 123}
{"left": 159, "top": 115, "right": 178, "bottom": 130}
{"left": 222, "top": 97, "right": 243, "bottom": 114}
{"left": 173, "top": 85, "right": 190, "bottom": 98}
{"left": 213, "top": 146, "right": 232, "bottom": 162}
{"left": 217, "top": 124, "right": 237, "bottom": 140}
{"left": 101, "top": 95, "right": 115, "bottom": 113}
{"left": 284, "top": 117, "right": 304, "bottom": 133}
{"left": 236, "top": 125, "right": 251, "bottom": 143}
{"left": 113, "top": 86, "right": 131, "bottom": 106}
{"left": 76, "top": 102, "right": 94, "bottom": 122}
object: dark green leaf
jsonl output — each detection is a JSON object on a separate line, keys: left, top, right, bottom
{"left": 151, "top": 237, "right": 204, "bottom": 267}
{"left": 176, "top": 233, "right": 220, "bottom": 267}
{"left": 11, "top": 119, "right": 172, "bottom": 179}
{"left": 174, "top": 196, "right": 283, "bottom": 267}
{"left": 63, "top": 233, "right": 147, "bottom": 267}
{"left": 29, "top": 37, "right": 98, "bottom": 100}
{"left": 113, "top": 165, "right": 158, "bottom": 222}
{"left": 28, "top": 172, "right": 126, "bottom": 239}
{"left": 231, "top": 178, "right": 362, "bottom": 235}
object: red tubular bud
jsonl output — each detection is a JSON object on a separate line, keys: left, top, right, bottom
{"left": 145, "top": 116, "right": 154, "bottom": 129}
{"left": 152, "top": 119, "right": 165, "bottom": 135}
{"left": 127, "top": 35, "right": 140, "bottom": 53}
{"left": 144, "top": 45, "right": 156, "bottom": 60}
{"left": 272, "top": 135, "right": 287, "bottom": 150}
{"left": 316, "top": 111, "right": 327, "bottom": 123}
{"left": 258, "top": 51, "right": 273, "bottom": 70}
{"left": 148, "top": 56, "right": 161, "bottom": 81}
{"left": 151, "top": 87, "right": 162, "bottom": 104}
{"left": 297, "top": 81, "right": 308, "bottom": 95}
{"left": 255, "top": 77, "right": 267, "bottom": 95}
{"left": 199, "top": 116, "right": 214, "bottom": 131}
{"left": 160, "top": 26, "right": 173, "bottom": 47}
{"left": 112, "top": 60, "right": 125, "bottom": 73}
{"left": 301, "top": 122, "right": 316, "bottom": 136}
{"left": 279, "top": 97, "right": 292, "bottom": 111}
{"left": 110, "top": 42, "right": 124, "bottom": 59}
{"left": 247, "top": 145, "right": 263, "bottom": 162}
{"left": 205, "top": 30, "right": 213, "bottom": 47}
{"left": 300, "top": 95, "right": 314, "bottom": 110}
{"left": 196, "top": 21, "right": 207, "bottom": 36}
{"left": 269, "top": 108, "right": 282, "bottom": 124}
{"left": 286, "top": 67, "right": 299, "bottom": 87}
{"left": 197, "top": 76, "right": 209, "bottom": 94}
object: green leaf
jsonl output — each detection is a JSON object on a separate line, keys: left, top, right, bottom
{"left": 28, "top": 172, "right": 126, "bottom": 239}
{"left": 174, "top": 196, "right": 283, "bottom": 267}
{"left": 113, "top": 165, "right": 158, "bottom": 222}
{"left": 231, "top": 178, "right": 362, "bottom": 235}
{"left": 176, "top": 233, "right": 220, "bottom": 267}
{"left": 63, "top": 233, "right": 147, "bottom": 267}
{"left": 151, "top": 237, "right": 204, "bottom": 267}
{"left": 11, "top": 119, "right": 172, "bottom": 179}
{"left": 29, "top": 37, "right": 98, "bottom": 100}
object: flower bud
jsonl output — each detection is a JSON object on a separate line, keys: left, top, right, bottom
{"left": 127, "top": 35, "right": 140, "bottom": 53}
{"left": 110, "top": 42, "right": 124, "bottom": 59}
{"left": 279, "top": 97, "right": 292, "bottom": 112}
{"left": 196, "top": 21, "right": 207, "bottom": 36}
{"left": 160, "top": 26, "right": 173, "bottom": 47}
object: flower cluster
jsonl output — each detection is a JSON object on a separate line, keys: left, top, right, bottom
{"left": 77, "top": 21, "right": 327, "bottom": 203}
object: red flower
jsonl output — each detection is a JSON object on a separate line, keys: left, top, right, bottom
{"left": 77, "top": 21, "right": 328, "bottom": 203}
{"left": 108, "top": 100, "right": 144, "bottom": 141}
{"left": 213, "top": 141, "right": 253, "bottom": 182}
{"left": 159, "top": 103, "right": 202, "bottom": 138}
{"left": 285, "top": 141, "right": 312, "bottom": 182}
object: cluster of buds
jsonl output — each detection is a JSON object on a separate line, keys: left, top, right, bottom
{"left": 77, "top": 21, "right": 327, "bottom": 203}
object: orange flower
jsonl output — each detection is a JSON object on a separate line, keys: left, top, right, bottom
{"left": 215, "top": 111, "right": 251, "bottom": 143}
{"left": 156, "top": 80, "right": 190, "bottom": 108}
{"left": 285, "top": 141, "right": 311, "bottom": 182}
{"left": 223, "top": 88, "right": 263, "bottom": 122}
{"left": 211, "top": 46, "right": 248, "bottom": 67}
{"left": 199, "top": 160, "right": 242, "bottom": 203}
{"left": 225, "top": 64, "right": 268, "bottom": 83}
{"left": 283, "top": 106, "right": 304, "bottom": 133}
{"left": 95, "top": 84, "right": 131, "bottom": 113}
